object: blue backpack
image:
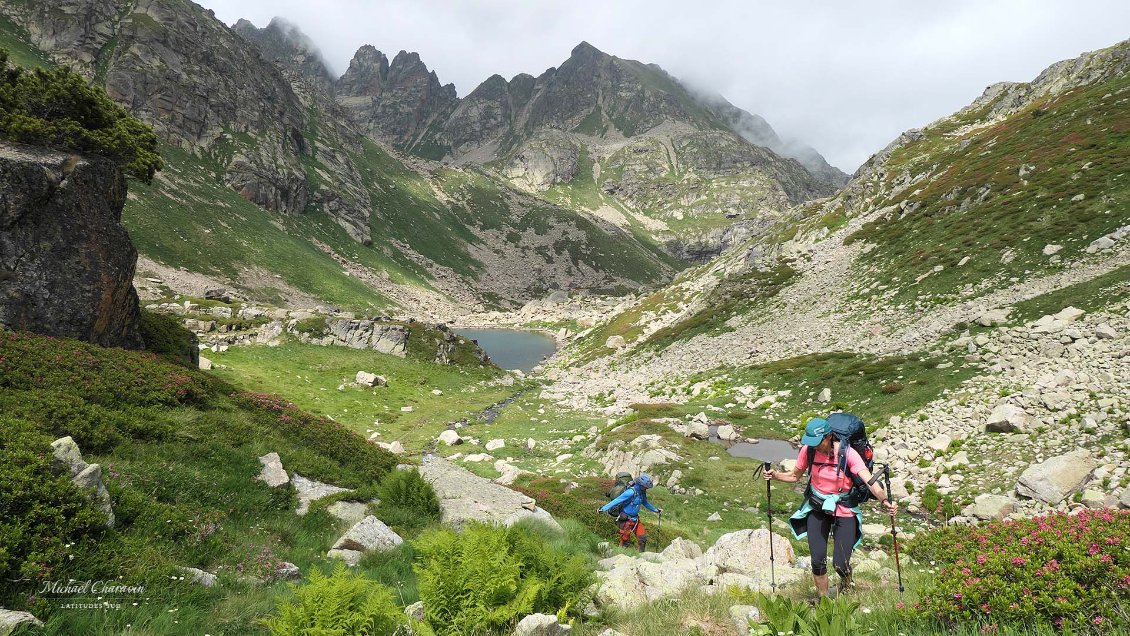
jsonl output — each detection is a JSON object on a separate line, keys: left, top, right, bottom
{"left": 805, "top": 412, "right": 876, "bottom": 507}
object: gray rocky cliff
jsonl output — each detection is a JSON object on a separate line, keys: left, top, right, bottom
{"left": 2, "top": 0, "right": 312, "bottom": 217}
{"left": 335, "top": 46, "right": 459, "bottom": 152}
{"left": 0, "top": 142, "right": 143, "bottom": 349}
{"left": 232, "top": 17, "right": 335, "bottom": 98}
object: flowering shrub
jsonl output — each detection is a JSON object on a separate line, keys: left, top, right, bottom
{"left": 909, "top": 509, "right": 1130, "bottom": 632}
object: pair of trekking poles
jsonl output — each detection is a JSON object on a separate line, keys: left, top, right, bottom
{"left": 758, "top": 461, "right": 904, "bottom": 597}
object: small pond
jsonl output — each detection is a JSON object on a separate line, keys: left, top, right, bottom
{"left": 455, "top": 328, "right": 557, "bottom": 373}
{"left": 725, "top": 439, "right": 798, "bottom": 464}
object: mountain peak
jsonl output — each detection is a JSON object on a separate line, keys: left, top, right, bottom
{"left": 570, "top": 41, "right": 606, "bottom": 59}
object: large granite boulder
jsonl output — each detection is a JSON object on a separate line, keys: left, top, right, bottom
{"left": 0, "top": 143, "right": 142, "bottom": 348}
{"left": 418, "top": 455, "right": 561, "bottom": 532}
{"left": 1016, "top": 450, "right": 1100, "bottom": 505}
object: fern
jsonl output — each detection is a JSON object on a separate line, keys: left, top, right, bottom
{"left": 262, "top": 563, "right": 407, "bottom": 636}
{"left": 413, "top": 523, "right": 594, "bottom": 635}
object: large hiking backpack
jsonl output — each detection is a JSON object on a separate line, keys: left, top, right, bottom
{"left": 605, "top": 472, "right": 634, "bottom": 518}
{"left": 805, "top": 412, "right": 875, "bottom": 508}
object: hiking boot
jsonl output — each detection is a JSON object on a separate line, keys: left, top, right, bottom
{"left": 837, "top": 573, "right": 853, "bottom": 595}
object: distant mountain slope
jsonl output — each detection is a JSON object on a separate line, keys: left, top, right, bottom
{"left": 0, "top": 1, "right": 680, "bottom": 311}
{"left": 296, "top": 36, "right": 842, "bottom": 261}
{"left": 549, "top": 37, "right": 1130, "bottom": 409}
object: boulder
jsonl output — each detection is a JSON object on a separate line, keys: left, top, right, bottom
{"left": 355, "top": 371, "right": 387, "bottom": 387}
{"left": 1095, "top": 323, "right": 1118, "bottom": 339}
{"left": 50, "top": 437, "right": 113, "bottom": 526}
{"left": 1080, "top": 489, "right": 1108, "bottom": 509}
{"left": 493, "top": 460, "right": 529, "bottom": 486}
{"left": 72, "top": 464, "right": 115, "bottom": 526}
{"left": 705, "top": 529, "right": 794, "bottom": 578}
{"left": 419, "top": 455, "right": 561, "bottom": 531}
{"left": 438, "top": 430, "right": 463, "bottom": 446}
{"left": 376, "top": 440, "right": 406, "bottom": 455}
{"left": 329, "top": 516, "right": 403, "bottom": 564}
{"left": 327, "top": 501, "right": 370, "bottom": 525}
{"left": 513, "top": 613, "right": 571, "bottom": 635}
{"left": 292, "top": 474, "right": 351, "bottom": 515}
{"left": 985, "top": 403, "right": 1027, "bottom": 433}
{"left": 968, "top": 494, "right": 1016, "bottom": 521}
{"left": 1054, "top": 306, "right": 1085, "bottom": 323}
{"left": 729, "top": 605, "right": 761, "bottom": 633}
{"left": 605, "top": 335, "right": 626, "bottom": 349}
{"left": 405, "top": 601, "right": 425, "bottom": 622}
{"left": 976, "top": 308, "right": 1011, "bottom": 326}
{"left": 486, "top": 439, "right": 506, "bottom": 451}
{"left": 204, "top": 287, "right": 232, "bottom": 303}
{"left": 51, "top": 436, "right": 87, "bottom": 476}
{"left": 1086, "top": 236, "right": 1115, "bottom": 253}
{"left": 661, "top": 537, "right": 703, "bottom": 561}
{"left": 686, "top": 419, "right": 710, "bottom": 440}
{"left": 1016, "top": 450, "right": 1100, "bottom": 505}
{"left": 198, "top": 356, "right": 213, "bottom": 371}
{"left": 255, "top": 452, "right": 290, "bottom": 487}
{"left": 271, "top": 562, "right": 301, "bottom": 582}
{"left": 926, "top": 434, "right": 952, "bottom": 452}
{"left": 716, "top": 425, "right": 739, "bottom": 441}
{"left": 0, "top": 609, "right": 43, "bottom": 633}
{"left": 1120, "top": 486, "right": 1130, "bottom": 509}
{"left": 178, "top": 566, "right": 218, "bottom": 588}
{"left": 0, "top": 143, "right": 143, "bottom": 348}
{"left": 817, "top": 388, "right": 832, "bottom": 403}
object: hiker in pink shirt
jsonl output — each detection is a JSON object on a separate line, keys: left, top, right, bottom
{"left": 764, "top": 416, "right": 897, "bottom": 598}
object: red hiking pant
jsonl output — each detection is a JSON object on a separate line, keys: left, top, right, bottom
{"left": 618, "top": 518, "right": 646, "bottom": 548}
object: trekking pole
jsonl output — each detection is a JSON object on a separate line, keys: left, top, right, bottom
{"left": 880, "top": 464, "right": 905, "bottom": 597}
{"left": 656, "top": 510, "right": 663, "bottom": 552}
{"left": 763, "top": 462, "right": 777, "bottom": 593}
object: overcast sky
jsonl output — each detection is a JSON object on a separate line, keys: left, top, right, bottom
{"left": 198, "top": 0, "right": 1129, "bottom": 172}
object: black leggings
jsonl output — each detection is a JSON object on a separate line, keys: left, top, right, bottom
{"left": 806, "top": 509, "right": 857, "bottom": 577}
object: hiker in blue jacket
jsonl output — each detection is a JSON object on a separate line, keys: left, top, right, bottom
{"left": 598, "top": 473, "right": 662, "bottom": 551}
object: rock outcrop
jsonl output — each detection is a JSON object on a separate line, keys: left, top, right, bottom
{"left": 594, "top": 532, "right": 803, "bottom": 610}
{"left": 50, "top": 437, "right": 115, "bottom": 527}
{"left": 0, "top": 143, "right": 142, "bottom": 348}
{"left": 418, "top": 456, "right": 561, "bottom": 531}
{"left": 335, "top": 46, "right": 458, "bottom": 150}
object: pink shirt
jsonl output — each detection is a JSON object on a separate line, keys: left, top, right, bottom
{"left": 796, "top": 443, "right": 865, "bottom": 517}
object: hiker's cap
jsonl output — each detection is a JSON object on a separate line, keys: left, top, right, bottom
{"left": 800, "top": 417, "right": 831, "bottom": 447}
{"left": 636, "top": 473, "right": 654, "bottom": 489}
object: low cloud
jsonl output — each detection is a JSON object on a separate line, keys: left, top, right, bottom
{"left": 199, "top": 0, "right": 1130, "bottom": 172}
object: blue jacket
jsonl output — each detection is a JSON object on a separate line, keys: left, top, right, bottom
{"left": 600, "top": 483, "right": 659, "bottom": 519}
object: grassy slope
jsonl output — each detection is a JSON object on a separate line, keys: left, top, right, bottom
{"left": 0, "top": 326, "right": 404, "bottom": 635}
{"left": 208, "top": 330, "right": 516, "bottom": 454}
{"left": 125, "top": 145, "right": 418, "bottom": 311}
{"left": 846, "top": 69, "right": 1130, "bottom": 305}
{"left": 0, "top": 15, "right": 49, "bottom": 69}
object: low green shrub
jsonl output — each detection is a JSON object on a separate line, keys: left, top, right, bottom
{"left": 0, "top": 49, "right": 162, "bottom": 181}
{"left": 378, "top": 469, "right": 440, "bottom": 519}
{"left": 412, "top": 522, "right": 593, "bottom": 635}
{"left": 138, "top": 309, "right": 199, "bottom": 367}
{"left": 262, "top": 563, "right": 407, "bottom": 636}
{"left": 0, "top": 417, "right": 106, "bottom": 606}
{"left": 908, "top": 509, "right": 1130, "bottom": 632}
{"left": 0, "top": 331, "right": 211, "bottom": 409}
{"left": 374, "top": 469, "right": 441, "bottom": 536}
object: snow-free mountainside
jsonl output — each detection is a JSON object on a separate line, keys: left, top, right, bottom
{"left": 0, "top": 1, "right": 1127, "bottom": 635}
